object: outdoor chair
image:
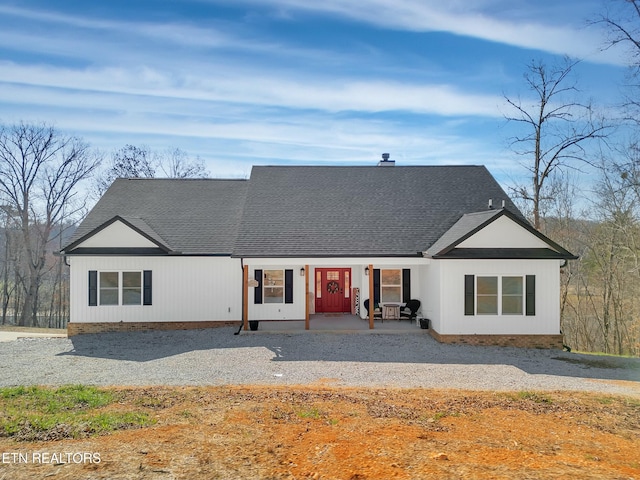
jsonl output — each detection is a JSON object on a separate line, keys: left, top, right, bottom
{"left": 363, "top": 299, "right": 383, "bottom": 322}
{"left": 399, "top": 299, "right": 421, "bottom": 322}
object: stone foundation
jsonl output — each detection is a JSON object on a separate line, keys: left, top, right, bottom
{"left": 429, "top": 329, "right": 564, "bottom": 349}
{"left": 67, "top": 321, "right": 241, "bottom": 336}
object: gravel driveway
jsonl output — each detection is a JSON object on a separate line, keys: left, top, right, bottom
{"left": 1, "top": 328, "right": 638, "bottom": 396}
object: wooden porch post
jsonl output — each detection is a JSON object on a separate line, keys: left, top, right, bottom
{"left": 304, "top": 265, "right": 310, "bottom": 330}
{"left": 368, "top": 263, "right": 374, "bottom": 329}
{"left": 243, "top": 265, "right": 249, "bottom": 331}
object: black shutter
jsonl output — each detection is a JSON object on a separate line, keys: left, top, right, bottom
{"left": 254, "top": 269, "right": 263, "bottom": 304}
{"left": 143, "top": 270, "right": 152, "bottom": 306}
{"left": 526, "top": 275, "right": 536, "bottom": 316}
{"left": 402, "top": 269, "right": 411, "bottom": 302}
{"left": 373, "top": 269, "right": 381, "bottom": 305}
{"left": 88, "top": 270, "right": 97, "bottom": 306}
{"left": 284, "top": 269, "right": 294, "bottom": 304}
{"left": 464, "top": 275, "right": 475, "bottom": 315}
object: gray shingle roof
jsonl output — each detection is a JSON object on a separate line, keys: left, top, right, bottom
{"left": 232, "top": 165, "right": 520, "bottom": 257}
{"left": 64, "top": 166, "right": 555, "bottom": 258}
{"left": 64, "top": 178, "right": 248, "bottom": 255}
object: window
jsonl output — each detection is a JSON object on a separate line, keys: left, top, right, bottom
{"left": 99, "top": 272, "right": 119, "bottom": 306}
{"left": 264, "top": 270, "right": 284, "bottom": 303}
{"left": 373, "top": 268, "right": 410, "bottom": 305}
{"left": 476, "top": 276, "right": 498, "bottom": 314}
{"left": 122, "top": 272, "right": 142, "bottom": 305}
{"left": 381, "top": 269, "right": 401, "bottom": 302}
{"left": 344, "top": 270, "right": 350, "bottom": 298}
{"left": 470, "top": 275, "right": 525, "bottom": 315}
{"left": 502, "top": 276, "right": 523, "bottom": 315}
{"left": 90, "top": 271, "right": 150, "bottom": 306}
{"left": 254, "top": 269, "right": 293, "bottom": 304}
{"left": 316, "top": 271, "right": 322, "bottom": 299}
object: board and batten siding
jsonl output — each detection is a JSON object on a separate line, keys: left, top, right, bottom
{"left": 69, "top": 256, "right": 242, "bottom": 323}
{"left": 422, "top": 260, "right": 442, "bottom": 331}
{"left": 435, "top": 258, "right": 562, "bottom": 335}
{"left": 244, "top": 259, "right": 427, "bottom": 321}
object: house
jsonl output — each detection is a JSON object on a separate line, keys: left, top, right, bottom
{"left": 60, "top": 160, "right": 577, "bottom": 347}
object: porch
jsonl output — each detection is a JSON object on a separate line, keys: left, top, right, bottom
{"left": 243, "top": 314, "right": 428, "bottom": 333}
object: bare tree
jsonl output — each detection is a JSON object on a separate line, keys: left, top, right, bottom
{"left": 0, "top": 122, "right": 99, "bottom": 326}
{"left": 94, "top": 145, "right": 209, "bottom": 197}
{"left": 159, "top": 147, "right": 208, "bottom": 178}
{"left": 504, "top": 58, "right": 611, "bottom": 229}
{"left": 593, "top": 0, "right": 640, "bottom": 124}
{"left": 93, "top": 144, "right": 157, "bottom": 197}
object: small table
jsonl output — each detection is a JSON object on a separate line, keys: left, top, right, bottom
{"left": 382, "top": 304, "right": 400, "bottom": 321}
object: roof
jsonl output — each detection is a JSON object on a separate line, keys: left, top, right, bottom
{"left": 62, "top": 165, "right": 575, "bottom": 259}
{"left": 232, "top": 165, "right": 521, "bottom": 257}
{"left": 64, "top": 178, "right": 248, "bottom": 255}
{"left": 426, "top": 208, "right": 578, "bottom": 259}
{"left": 424, "top": 209, "right": 504, "bottom": 257}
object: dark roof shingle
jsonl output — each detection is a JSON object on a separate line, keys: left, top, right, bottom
{"left": 64, "top": 178, "right": 248, "bottom": 255}
{"left": 64, "top": 166, "right": 532, "bottom": 258}
{"left": 232, "top": 165, "right": 520, "bottom": 257}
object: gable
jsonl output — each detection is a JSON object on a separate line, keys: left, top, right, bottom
{"left": 75, "top": 219, "right": 159, "bottom": 249}
{"left": 61, "top": 178, "right": 248, "bottom": 255}
{"left": 427, "top": 208, "right": 577, "bottom": 260}
{"left": 457, "top": 215, "right": 550, "bottom": 249}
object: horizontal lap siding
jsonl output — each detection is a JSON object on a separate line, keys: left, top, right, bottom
{"left": 69, "top": 256, "right": 242, "bottom": 323}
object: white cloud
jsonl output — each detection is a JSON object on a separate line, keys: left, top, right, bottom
{"left": 213, "top": 0, "right": 624, "bottom": 65}
{"left": 0, "top": 61, "right": 504, "bottom": 117}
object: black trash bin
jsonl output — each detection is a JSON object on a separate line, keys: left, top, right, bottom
{"left": 419, "top": 318, "right": 429, "bottom": 329}
{"left": 249, "top": 320, "right": 259, "bottom": 331}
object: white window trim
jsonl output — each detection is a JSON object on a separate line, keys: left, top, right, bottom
{"left": 380, "top": 268, "right": 402, "bottom": 303}
{"left": 476, "top": 275, "right": 524, "bottom": 316}
{"left": 263, "top": 269, "right": 284, "bottom": 304}
{"left": 98, "top": 271, "right": 143, "bottom": 306}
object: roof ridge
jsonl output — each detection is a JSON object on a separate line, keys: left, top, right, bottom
{"left": 116, "top": 177, "right": 247, "bottom": 182}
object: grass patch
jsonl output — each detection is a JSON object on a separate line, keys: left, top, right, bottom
{"left": 516, "top": 391, "right": 554, "bottom": 404}
{"left": 297, "top": 407, "right": 323, "bottom": 420}
{"left": 0, "top": 385, "right": 154, "bottom": 441}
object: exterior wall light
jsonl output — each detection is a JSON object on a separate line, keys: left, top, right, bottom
{"left": 365, "top": 266, "right": 369, "bottom": 276}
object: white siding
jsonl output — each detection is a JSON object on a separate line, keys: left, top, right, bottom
{"left": 243, "top": 258, "right": 428, "bottom": 321}
{"left": 458, "top": 216, "right": 550, "bottom": 249}
{"left": 76, "top": 221, "right": 157, "bottom": 248}
{"left": 436, "top": 258, "right": 562, "bottom": 335}
{"left": 422, "top": 260, "right": 442, "bottom": 331}
{"left": 69, "top": 256, "right": 242, "bottom": 323}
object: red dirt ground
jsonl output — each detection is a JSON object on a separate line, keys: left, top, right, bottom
{"left": 0, "top": 383, "right": 639, "bottom": 479}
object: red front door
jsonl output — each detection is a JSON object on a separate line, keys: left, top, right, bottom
{"left": 315, "top": 268, "right": 351, "bottom": 313}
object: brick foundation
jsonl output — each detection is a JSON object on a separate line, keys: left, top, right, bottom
{"left": 67, "top": 321, "right": 241, "bottom": 336}
{"left": 429, "top": 329, "right": 564, "bottom": 349}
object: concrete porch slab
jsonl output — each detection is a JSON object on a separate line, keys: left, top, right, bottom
{"left": 244, "top": 314, "right": 428, "bottom": 334}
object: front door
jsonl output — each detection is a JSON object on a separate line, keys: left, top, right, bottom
{"left": 315, "top": 268, "right": 351, "bottom": 313}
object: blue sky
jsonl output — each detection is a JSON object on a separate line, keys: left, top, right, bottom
{"left": 0, "top": 0, "right": 631, "bottom": 183}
